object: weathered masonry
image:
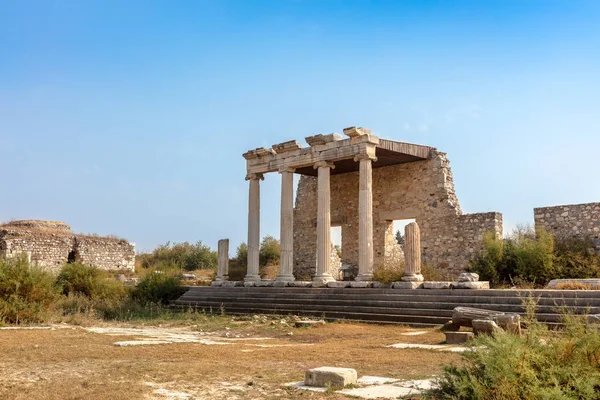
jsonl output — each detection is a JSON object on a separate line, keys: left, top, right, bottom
{"left": 243, "top": 127, "right": 503, "bottom": 282}
{"left": 534, "top": 202, "right": 600, "bottom": 247}
{"left": 0, "top": 220, "right": 135, "bottom": 272}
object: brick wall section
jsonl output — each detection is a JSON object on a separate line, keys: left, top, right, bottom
{"left": 293, "top": 150, "right": 502, "bottom": 278}
{"left": 534, "top": 202, "right": 600, "bottom": 242}
{"left": 0, "top": 226, "right": 135, "bottom": 273}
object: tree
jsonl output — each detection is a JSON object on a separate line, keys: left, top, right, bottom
{"left": 236, "top": 242, "right": 248, "bottom": 267}
{"left": 395, "top": 230, "right": 405, "bottom": 247}
{"left": 259, "top": 235, "right": 280, "bottom": 267}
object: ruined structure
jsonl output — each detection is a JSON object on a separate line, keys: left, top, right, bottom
{"left": 0, "top": 220, "right": 135, "bottom": 272}
{"left": 534, "top": 202, "right": 600, "bottom": 246}
{"left": 243, "top": 127, "right": 502, "bottom": 283}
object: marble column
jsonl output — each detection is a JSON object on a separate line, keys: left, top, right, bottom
{"left": 313, "top": 161, "right": 335, "bottom": 286}
{"left": 402, "top": 222, "right": 424, "bottom": 282}
{"left": 276, "top": 167, "right": 295, "bottom": 282}
{"left": 355, "top": 153, "right": 376, "bottom": 281}
{"left": 245, "top": 173, "right": 263, "bottom": 282}
{"left": 216, "top": 239, "right": 229, "bottom": 281}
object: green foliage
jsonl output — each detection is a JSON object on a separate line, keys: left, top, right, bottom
{"left": 334, "top": 244, "right": 342, "bottom": 259}
{"left": 469, "top": 226, "right": 599, "bottom": 287}
{"left": 139, "top": 241, "right": 218, "bottom": 271}
{"left": 373, "top": 260, "right": 405, "bottom": 284}
{"left": 56, "top": 262, "right": 126, "bottom": 301}
{"left": 0, "top": 256, "right": 59, "bottom": 324}
{"left": 235, "top": 242, "right": 248, "bottom": 267}
{"left": 259, "top": 235, "right": 280, "bottom": 267}
{"left": 432, "top": 303, "right": 600, "bottom": 399}
{"left": 395, "top": 229, "right": 404, "bottom": 246}
{"left": 130, "top": 269, "right": 186, "bottom": 305}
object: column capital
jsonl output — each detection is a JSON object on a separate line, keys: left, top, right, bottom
{"left": 354, "top": 153, "right": 378, "bottom": 162}
{"left": 245, "top": 172, "right": 264, "bottom": 181}
{"left": 313, "top": 161, "right": 335, "bottom": 170}
{"left": 278, "top": 167, "right": 296, "bottom": 174}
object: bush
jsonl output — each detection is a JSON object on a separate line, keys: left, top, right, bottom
{"left": 259, "top": 235, "right": 280, "bottom": 267}
{"left": 432, "top": 303, "right": 600, "bottom": 399}
{"left": 470, "top": 226, "right": 600, "bottom": 287}
{"left": 235, "top": 242, "right": 248, "bottom": 267}
{"left": 56, "top": 262, "right": 126, "bottom": 302}
{"left": 139, "top": 241, "right": 218, "bottom": 271}
{"left": 373, "top": 260, "right": 405, "bottom": 284}
{"left": 130, "top": 270, "right": 186, "bottom": 305}
{"left": 0, "top": 256, "right": 59, "bottom": 324}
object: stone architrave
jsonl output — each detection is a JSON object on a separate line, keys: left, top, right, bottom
{"left": 216, "top": 239, "right": 229, "bottom": 281}
{"left": 402, "top": 222, "right": 424, "bottom": 282}
{"left": 313, "top": 161, "right": 336, "bottom": 286}
{"left": 276, "top": 167, "right": 295, "bottom": 282}
{"left": 354, "top": 153, "right": 376, "bottom": 281}
{"left": 245, "top": 173, "right": 263, "bottom": 282}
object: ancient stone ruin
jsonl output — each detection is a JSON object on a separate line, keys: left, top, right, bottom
{"left": 0, "top": 220, "right": 135, "bottom": 272}
{"left": 241, "top": 126, "right": 503, "bottom": 283}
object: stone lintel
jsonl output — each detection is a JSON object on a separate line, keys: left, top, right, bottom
{"left": 242, "top": 147, "right": 276, "bottom": 160}
{"left": 343, "top": 126, "right": 371, "bottom": 138}
{"left": 272, "top": 140, "right": 302, "bottom": 154}
{"left": 305, "top": 133, "right": 342, "bottom": 147}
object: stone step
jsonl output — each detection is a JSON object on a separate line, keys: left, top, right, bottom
{"left": 174, "top": 297, "right": 600, "bottom": 314}
{"left": 187, "top": 286, "right": 600, "bottom": 299}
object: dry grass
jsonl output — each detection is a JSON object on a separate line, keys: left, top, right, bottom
{"left": 552, "top": 281, "right": 598, "bottom": 290}
{"left": 0, "top": 318, "right": 460, "bottom": 399}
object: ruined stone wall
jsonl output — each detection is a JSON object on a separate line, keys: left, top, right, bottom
{"left": 0, "top": 223, "right": 135, "bottom": 273}
{"left": 534, "top": 203, "right": 600, "bottom": 243}
{"left": 293, "top": 151, "right": 502, "bottom": 278}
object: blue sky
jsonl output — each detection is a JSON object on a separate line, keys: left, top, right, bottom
{"left": 1, "top": 0, "right": 599, "bottom": 252}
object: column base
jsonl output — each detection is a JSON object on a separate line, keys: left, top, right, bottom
{"left": 244, "top": 274, "right": 262, "bottom": 282}
{"left": 401, "top": 274, "right": 424, "bottom": 282}
{"left": 312, "top": 274, "right": 335, "bottom": 287}
{"left": 355, "top": 273, "right": 374, "bottom": 282}
{"left": 275, "top": 274, "right": 295, "bottom": 283}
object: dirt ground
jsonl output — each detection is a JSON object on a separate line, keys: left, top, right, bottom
{"left": 0, "top": 317, "right": 462, "bottom": 399}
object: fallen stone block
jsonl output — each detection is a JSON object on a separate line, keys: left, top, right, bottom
{"left": 493, "top": 314, "right": 521, "bottom": 335}
{"left": 289, "top": 281, "right": 313, "bottom": 287}
{"left": 441, "top": 321, "right": 461, "bottom": 332}
{"left": 305, "top": 367, "right": 357, "bottom": 388}
{"left": 444, "top": 331, "right": 474, "bottom": 344}
{"left": 423, "top": 281, "right": 452, "bottom": 289}
{"left": 327, "top": 281, "right": 350, "bottom": 288}
{"left": 452, "top": 281, "right": 490, "bottom": 289}
{"left": 457, "top": 272, "right": 479, "bottom": 282}
{"left": 472, "top": 319, "right": 504, "bottom": 336}
{"left": 392, "top": 281, "right": 423, "bottom": 289}
{"left": 452, "top": 307, "right": 503, "bottom": 328}
{"left": 349, "top": 281, "right": 372, "bottom": 288}
{"left": 295, "top": 320, "right": 326, "bottom": 328}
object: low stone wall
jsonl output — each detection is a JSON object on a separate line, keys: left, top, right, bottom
{"left": 534, "top": 202, "right": 600, "bottom": 242}
{"left": 0, "top": 224, "right": 135, "bottom": 273}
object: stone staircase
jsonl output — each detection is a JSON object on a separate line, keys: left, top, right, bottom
{"left": 172, "top": 287, "right": 600, "bottom": 326}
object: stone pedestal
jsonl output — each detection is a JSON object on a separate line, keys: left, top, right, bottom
{"left": 313, "top": 162, "right": 335, "bottom": 286}
{"left": 401, "top": 222, "right": 424, "bottom": 282}
{"left": 245, "top": 173, "right": 263, "bottom": 282}
{"left": 276, "top": 168, "right": 295, "bottom": 282}
{"left": 216, "top": 239, "right": 229, "bottom": 282}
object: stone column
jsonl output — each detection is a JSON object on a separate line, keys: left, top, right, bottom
{"left": 355, "top": 153, "right": 376, "bottom": 281}
{"left": 276, "top": 167, "right": 295, "bottom": 282}
{"left": 245, "top": 173, "right": 263, "bottom": 282}
{"left": 313, "top": 161, "right": 335, "bottom": 286}
{"left": 402, "top": 222, "right": 424, "bottom": 282}
{"left": 216, "top": 239, "right": 229, "bottom": 281}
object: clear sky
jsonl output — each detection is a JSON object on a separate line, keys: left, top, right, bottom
{"left": 1, "top": 0, "right": 599, "bottom": 253}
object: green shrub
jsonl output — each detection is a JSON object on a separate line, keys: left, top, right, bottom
{"left": 432, "top": 303, "right": 600, "bottom": 399}
{"left": 373, "top": 260, "right": 405, "bottom": 284}
{"left": 130, "top": 270, "right": 186, "bottom": 305}
{"left": 56, "top": 262, "right": 126, "bottom": 301}
{"left": 259, "top": 235, "right": 280, "bottom": 267}
{"left": 0, "top": 256, "right": 59, "bottom": 324}
{"left": 470, "top": 226, "right": 600, "bottom": 287}
{"left": 139, "top": 241, "right": 218, "bottom": 271}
